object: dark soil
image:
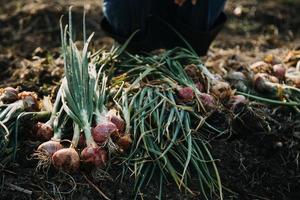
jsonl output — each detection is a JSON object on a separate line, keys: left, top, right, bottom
{"left": 0, "top": 0, "right": 300, "bottom": 199}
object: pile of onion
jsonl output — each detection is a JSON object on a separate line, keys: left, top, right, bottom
{"left": 92, "top": 109, "right": 131, "bottom": 152}
{"left": 0, "top": 87, "right": 19, "bottom": 104}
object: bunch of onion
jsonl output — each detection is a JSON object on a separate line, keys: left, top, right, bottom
{"left": 92, "top": 64, "right": 131, "bottom": 153}
{"left": 111, "top": 83, "right": 222, "bottom": 199}
{"left": 42, "top": 10, "right": 108, "bottom": 172}
{"left": 0, "top": 91, "right": 39, "bottom": 124}
{"left": 0, "top": 89, "right": 49, "bottom": 164}
{"left": 234, "top": 72, "right": 300, "bottom": 108}
{"left": 34, "top": 107, "right": 68, "bottom": 169}
{"left": 109, "top": 47, "right": 225, "bottom": 199}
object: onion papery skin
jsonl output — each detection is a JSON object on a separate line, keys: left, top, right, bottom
{"left": 81, "top": 146, "right": 108, "bottom": 168}
{"left": 272, "top": 64, "right": 286, "bottom": 80}
{"left": 199, "top": 93, "right": 216, "bottom": 110}
{"left": 51, "top": 148, "right": 80, "bottom": 172}
{"left": 178, "top": 87, "right": 195, "bottom": 101}
{"left": 18, "top": 91, "right": 39, "bottom": 111}
{"left": 195, "top": 82, "right": 205, "bottom": 92}
{"left": 253, "top": 73, "right": 277, "bottom": 93}
{"left": 228, "top": 95, "right": 248, "bottom": 111}
{"left": 37, "top": 140, "right": 63, "bottom": 156}
{"left": 109, "top": 115, "right": 125, "bottom": 136}
{"left": 211, "top": 81, "right": 233, "bottom": 101}
{"left": 92, "top": 122, "right": 118, "bottom": 144}
{"left": 33, "top": 122, "right": 53, "bottom": 141}
{"left": 0, "top": 87, "right": 18, "bottom": 103}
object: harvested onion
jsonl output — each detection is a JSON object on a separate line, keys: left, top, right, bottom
{"left": 92, "top": 122, "right": 118, "bottom": 144}
{"left": 18, "top": 91, "right": 38, "bottom": 111}
{"left": 52, "top": 148, "right": 80, "bottom": 172}
{"left": 0, "top": 87, "right": 18, "bottom": 103}
{"left": 272, "top": 64, "right": 286, "bottom": 80}
{"left": 226, "top": 71, "right": 249, "bottom": 92}
{"left": 178, "top": 87, "right": 195, "bottom": 101}
{"left": 199, "top": 93, "right": 216, "bottom": 110}
{"left": 107, "top": 109, "right": 125, "bottom": 135}
{"left": 37, "top": 140, "right": 63, "bottom": 156}
{"left": 33, "top": 122, "right": 53, "bottom": 141}
{"left": 211, "top": 81, "right": 233, "bottom": 101}
{"left": 81, "top": 146, "right": 108, "bottom": 168}
{"left": 227, "top": 95, "right": 248, "bottom": 111}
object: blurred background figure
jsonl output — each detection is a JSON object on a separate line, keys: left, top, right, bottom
{"left": 101, "top": 0, "right": 227, "bottom": 55}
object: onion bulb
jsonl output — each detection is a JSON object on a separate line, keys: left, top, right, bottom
{"left": 0, "top": 87, "right": 18, "bottom": 103}
{"left": 92, "top": 122, "right": 118, "bottom": 144}
{"left": 107, "top": 109, "right": 125, "bottom": 135}
{"left": 33, "top": 122, "right": 53, "bottom": 141}
{"left": 178, "top": 87, "right": 195, "bottom": 101}
{"left": 81, "top": 146, "right": 108, "bottom": 168}
{"left": 52, "top": 148, "right": 80, "bottom": 172}
{"left": 199, "top": 93, "right": 216, "bottom": 110}
{"left": 37, "top": 140, "right": 63, "bottom": 156}
{"left": 272, "top": 64, "right": 286, "bottom": 80}
{"left": 211, "top": 81, "right": 233, "bottom": 101}
{"left": 195, "top": 82, "right": 205, "bottom": 92}
{"left": 253, "top": 73, "right": 277, "bottom": 93}
{"left": 228, "top": 95, "right": 248, "bottom": 110}
{"left": 184, "top": 64, "right": 198, "bottom": 79}
{"left": 226, "top": 71, "right": 249, "bottom": 92}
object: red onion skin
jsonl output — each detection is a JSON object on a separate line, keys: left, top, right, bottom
{"left": 199, "top": 93, "right": 216, "bottom": 110}
{"left": 178, "top": 87, "right": 195, "bottom": 101}
{"left": 92, "top": 122, "right": 118, "bottom": 144}
{"left": 195, "top": 82, "right": 205, "bottom": 92}
{"left": 34, "top": 122, "right": 53, "bottom": 141}
{"left": 272, "top": 64, "right": 286, "bottom": 80}
{"left": 78, "top": 134, "right": 86, "bottom": 148}
{"left": 253, "top": 74, "right": 276, "bottom": 93}
{"left": 52, "top": 148, "right": 80, "bottom": 172}
{"left": 81, "top": 146, "right": 108, "bottom": 168}
{"left": 110, "top": 115, "right": 125, "bottom": 136}
{"left": 37, "top": 141, "right": 63, "bottom": 156}
{"left": 0, "top": 87, "right": 18, "bottom": 103}
{"left": 184, "top": 64, "right": 198, "bottom": 78}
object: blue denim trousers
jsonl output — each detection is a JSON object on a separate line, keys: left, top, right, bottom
{"left": 103, "top": 0, "right": 227, "bottom": 37}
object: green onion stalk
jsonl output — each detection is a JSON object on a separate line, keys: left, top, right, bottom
{"left": 113, "top": 85, "right": 222, "bottom": 200}
{"left": 108, "top": 48, "right": 223, "bottom": 199}
{"left": 48, "top": 8, "right": 110, "bottom": 172}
